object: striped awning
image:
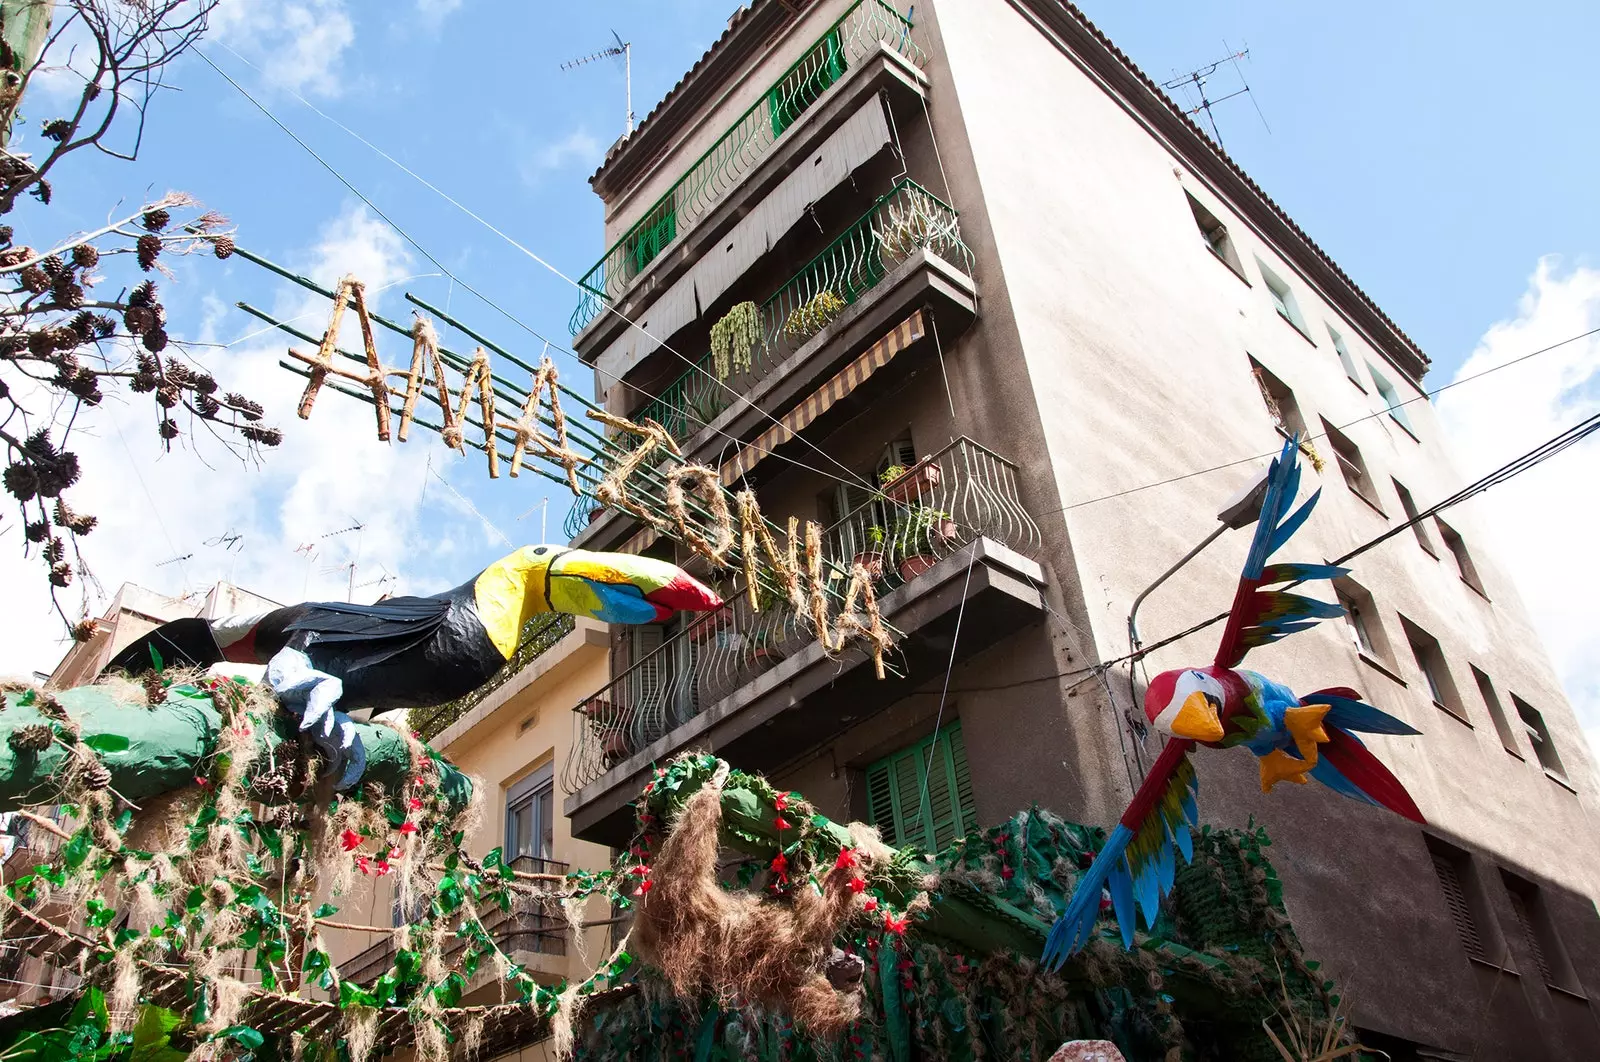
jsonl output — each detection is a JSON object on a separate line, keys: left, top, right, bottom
{"left": 720, "top": 309, "right": 926, "bottom": 485}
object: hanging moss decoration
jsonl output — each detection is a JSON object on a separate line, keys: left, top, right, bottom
{"left": 710, "top": 301, "right": 763, "bottom": 381}
{"left": 783, "top": 290, "right": 847, "bottom": 342}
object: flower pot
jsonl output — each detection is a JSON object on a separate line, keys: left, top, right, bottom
{"left": 602, "top": 731, "right": 632, "bottom": 760}
{"left": 883, "top": 460, "right": 940, "bottom": 503}
{"left": 934, "top": 519, "right": 957, "bottom": 541}
{"left": 852, "top": 551, "right": 885, "bottom": 579}
{"left": 898, "top": 554, "right": 937, "bottom": 581}
{"left": 587, "top": 506, "right": 604, "bottom": 525}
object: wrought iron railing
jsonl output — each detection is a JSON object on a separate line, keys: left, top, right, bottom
{"left": 633, "top": 179, "right": 972, "bottom": 441}
{"left": 561, "top": 437, "right": 1039, "bottom": 791}
{"left": 569, "top": 0, "right": 925, "bottom": 335}
{"left": 408, "top": 612, "right": 578, "bottom": 742}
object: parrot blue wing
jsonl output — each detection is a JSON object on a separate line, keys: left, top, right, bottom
{"left": 1214, "top": 435, "right": 1342, "bottom": 669}
{"left": 1043, "top": 739, "right": 1198, "bottom": 969}
{"left": 1299, "top": 690, "right": 1421, "bottom": 736}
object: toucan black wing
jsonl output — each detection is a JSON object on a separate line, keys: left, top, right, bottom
{"left": 108, "top": 617, "right": 224, "bottom": 675}
{"left": 285, "top": 591, "right": 457, "bottom": 671}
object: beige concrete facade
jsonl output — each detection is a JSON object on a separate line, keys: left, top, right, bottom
{"left": 564, "top": 1, "right": 1600, "bottom": 1057}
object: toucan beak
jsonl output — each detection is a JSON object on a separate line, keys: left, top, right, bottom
{"left": 1170, "top": 691, "right": 1225, "bottom": 743}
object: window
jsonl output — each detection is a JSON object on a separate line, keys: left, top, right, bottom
{"left": 769, "top": 28, "right": 846, "bottom": 137}
{"left": 1427, "top": 838, "right": 1486, "bottom": 961}
{"left": 1321, "top": 419, "right": 1382, "bottom": 512}
{"left": 1391, "top": 480, "right": 1436, "bottom": 556}
{"left": 827, "top": 433, "right": 915, "bottom": 562}
{"left": 1326, "top": 323, "right": 1363, "bottom": 386}
{"left": 1367, "top": 361, "right": 1415, "bottom": 435}
{"left": 1249, "top": 359, "right": 1308, "bottom": 438}
{"left": 1500, "top": 871, "right": 1577, "bottom": 990}
{"left": 1257, "top": 258, "right": 1310, "bottom": 336}
{"left": 1186, "top": 193, "right": 1246, "bottom": 280}
{"left": 1401, "top": 618, "right": 1465, "bottom": 722}
{"left": 1335, "top": 578, "right": 1395, "bottom": 669}
{"left": 865, "top": 721, "right": 978, "bottom": 852}
{"left": 1435, "top": 520, "right": 1487, "bottom": 597}
{"left": 505, "top": 764, "right": 555, "bottom": 869}
{"left": 1513, "top": 695, "right": 1565, "bottom": 779}
{"left": 1471, "top": 667, "right": 1522, "bottom": 757}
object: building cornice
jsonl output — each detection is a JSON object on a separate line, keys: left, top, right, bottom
{"left": 1008, "top": 0, "right": 1430, "bottom": 383}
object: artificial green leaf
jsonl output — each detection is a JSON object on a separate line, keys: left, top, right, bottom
{"left": 62, "top": 829, "right": 91, "bottom": 871}
{"left": 216, "top": 1025, "right": 265, "bottom": 1050}
{"left": 129, "top": 1005, "right": 187, "bottom": 1062}
{"left": 84, "top": 733, "right": 131, "bottom": 755}
{"left": 313, "top": 903, "right": 338, "bottom": 918}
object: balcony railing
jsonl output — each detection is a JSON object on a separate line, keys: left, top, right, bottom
{"left": 569, "top": 0, "right": 925, "bottom": 335}
{"left": 633, "top": 179, "right": 973, "bottom": 443}
{"left": 408, "top": 612, "right": 577, "bottom": 742}
{"left": 561, "top": 437, "right": 1039, "bottom": 792}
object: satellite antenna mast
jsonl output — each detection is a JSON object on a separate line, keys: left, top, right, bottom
{"left": 1160, "top": 43, "right": 1267, "bottom": 150}
{"left": 561, "top": 30, "right": 634, "bottom": 136}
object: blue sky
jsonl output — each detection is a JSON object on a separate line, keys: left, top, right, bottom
{"left": 2, "top": 0, "right": 1596, "bottom": 769}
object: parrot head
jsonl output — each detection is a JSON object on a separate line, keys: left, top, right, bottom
{"left": 1144, "top": 668, "right": 1226, "bottom": 743}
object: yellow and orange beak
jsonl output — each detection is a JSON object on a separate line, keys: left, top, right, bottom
{"left": 1169, "top": 690, "right": 1225, "bottom": 743}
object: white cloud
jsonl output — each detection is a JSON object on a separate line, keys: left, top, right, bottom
{"left": 212, "top": 0, "right": 356, "bottom": 97}
{"left": 0, "top": 204, "right": 484, "bottom": 679}
{"left": 1435, "top": 257, "right": 1600, "bottom": 777}
{"left": 519, "top": 129, "right": 601, "bottom": 186}
{"left": 414, "top": 0, "right": 466, "bottom": 27}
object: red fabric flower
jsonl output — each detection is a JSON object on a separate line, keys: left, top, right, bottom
{"left": 848, "top": 876, "right": 866, "bottom": 894}
{"left": 339, "top": 829, "right": 361, "bottom": 852}
{"left": 193, "top": 776, "right": 210, "bottom": 789}
{"left": 628, "top": 863, "right": 651, "bottom": 876}
{"left": 399, "top": 821, "right": 419, "bottom": 835}
{"left": 407, "top": 796, "right": 423, "bottom": 811}
{"left": 375, "top": 859, "right": 392, "bottom": 876}
{"left": 642, "top": 781, "right": 655, "bottom": 795}
{"left": 882, "top": 912, "right": 910, "bottom": 936}
{"left": 834, "top": 847, "right": 859, "bottom": 871}
{"left": 774, "top": 792, "right": 789, "bottom": 811}
{"left": 355, "top": 855, "right": 372, "bottom": 875}
{"left": 1001, "top": 866, "right": 1015, "bottom": 880}
{"left": 637, "top": 878, "right": 653, "bottom": 895}
{"left": 773, "top": 816, "right": 792, "bottom": 832}
{"left": 388, "top": 846, "right": 403, "bottom": 861}
{"left": 770, "top": 852, "right": 789, "bottom": 884}
{"left": 863, "top": 897, "right": 878, "bottom": 913}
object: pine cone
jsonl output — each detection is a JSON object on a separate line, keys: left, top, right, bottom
{"left": 50, "top": 327, "right": 79, "bottom": 351}
{"left": 52, "top": 280, "right": 83, "bottom": 309}
{"left": 26, "top": 330, "right": 54, "bottom": 355}
{"left": 25, "top": 520, "right": 48, "bottom": 542}
{"left": 142, "top": 209, "right": 171, "bottom": 232}
{"left": 34, "top": 452, "right": 80, "bottom": 497}
{"left": 257, "top": 772, "right": 291, "bottom": 801}
{"left": 156, "top": 384, "right": 179, "bottom": 408}
{"left": 242, "top": 425, "right": 282, "bottom": 446}
{"left": 68, "top": 513, "right": 96, "bottom": 534}
{"left": 142, "top": 670, "right": 167, "bottom": 705}
{"left": 40, "top": 119, "right": 70, "bottom": 142}
{"left": 0, "top": 225, "right": 13, "bottom": 246}
{"left": 32, "top": 179, "right": 51, "bottom": 206}
{"left": 212, "top": 235, "right": 236, "bottom": 260}
{"left": 19, "top": 265, "right": 48, "bottom": 293}
{"left": 163, "top": 361, "right": 189, "bottom": 384}
{"left": 142, "top": 328, "right": 168, "bottom": 353}
{"left": 129, "top": 280, "right": 157, "bottom": 306}
{"left": 226, "top": 394, "right": 264, "bottom": 420}
{"left": 192, "top": 372, "right": 217, "bottom": 395}
{"left": 123, "top": 306, "right": 154, "bottom": 334}
{"left": 4, "top": 462, "right": 39, "bottom": 501}
{"left": 67, "top": 370, "right": 101, "bottom": 404}
{"left": 49, "top": 561, "right": 72, "bottom": 587}
{"left": 130, "top": 371, "right": 157, "bottom": 393}
{"left": 196, "top": 393, "right": 220, "bottom": 417}
{"left": 71, "top": 619, "right": 101, "bottom": 643}
{"left": 82, "top": 760, "right": 112, "bottom": 791}
{"left": 158, "top": 418, "right": 179, "bottom": 441}
{"left": 92, "top": 314, "right": 116, "bottom": 338}
{"left": 71, "top": 244, "right": 98, "bottom": 269}
{"left": 69, "top": 311, "right": 96, "bottom": 339}
{"left": 136, "top": 234, "right": 161, "bottom": 271}
{"left": 7, "top": 723, "right": 54, "bottom": 753}
{"left": 40, "top": 254, "right": 64, "bottom": 278}
{"left": 43, "top": 537, "right": 64, "bottom": 563}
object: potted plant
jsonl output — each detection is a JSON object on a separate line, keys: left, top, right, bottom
{"left": 880, "top": 457, "right": 941, "bottom": 503}
{"left": 890, "top": 504, "right": 954, "bottom": 581}
{"left": 852, "top": 525, "right": 887, "bottom": 580}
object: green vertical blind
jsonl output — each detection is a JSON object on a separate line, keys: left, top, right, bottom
{"left": 769, "top": 29, "right": 847, "bottom": 137}
{"left": 866, "top": 722, "right": 977, "bottom": 851}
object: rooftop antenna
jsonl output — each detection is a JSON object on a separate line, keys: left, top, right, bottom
{"left": 155, "top": 553, "right": 193, "bottom": 568}
{"left": 1160, "top": 42, "right": 1269, "bottom": 150}
{"left": 561, "top": 30, "right": 634, "bottom": 136}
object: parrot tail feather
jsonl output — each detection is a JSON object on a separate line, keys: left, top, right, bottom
{"left": 1043, "top": 824, "right": 1134, "bottom": 970}
{"left": 1300, "top": 691, "right": 1421, "bottom": 736}
{"left": 1319, "top": 726, "right": 1426, "bottom": 823}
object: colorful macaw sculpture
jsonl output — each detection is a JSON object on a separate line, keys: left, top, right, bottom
{"left": 110, "top": 546, "right": 722, "bottom": 789}
{"left": 1042, "top": 438, "right": 1424, "bottom": 969}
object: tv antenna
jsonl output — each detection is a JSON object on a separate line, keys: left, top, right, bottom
{"left": 561, "top": 30, "right": 634, "bottom": 136}
{"left": 1161, "top": 42, "right": 1269, "bottom": 150}
{"left": 155, "top": 553, "right": 193, "bottom": 568}
{"left": 205, "top": 530, "right": 244, "bottom": 552}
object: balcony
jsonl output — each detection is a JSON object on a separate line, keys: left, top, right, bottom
{"left": 570, "top": 0, "right": 925, "bottom": 336}
{"left": 338, "top": 856, "right": 569, "bottom": 987}
{"left": 562, "top": 438, "right": 1047, "bottom": 845}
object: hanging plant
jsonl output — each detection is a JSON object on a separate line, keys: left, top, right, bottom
{"left": 782, "top": 290, "right": 847, "bottom": 342}
{"left": 709, "top": 301, "right": 763, "bottom": 381}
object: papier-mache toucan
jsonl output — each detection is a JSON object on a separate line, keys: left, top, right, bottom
{"left": 111, "top": 546, "right": 722, "bottom": 790}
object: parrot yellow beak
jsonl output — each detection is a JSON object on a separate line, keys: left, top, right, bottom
{"left": 1170, "top": 690, "right": 1225, "bottom": 743}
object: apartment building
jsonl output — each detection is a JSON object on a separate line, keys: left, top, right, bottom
{"left": 555, "top": 1, "right": 1600, "bottom": 1057}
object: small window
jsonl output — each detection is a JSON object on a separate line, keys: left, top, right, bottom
{"left": 1391, "top": 480, "right": 1436, "bottom": 556}
{"left": 1435, "top": 520, "right": 1487, "bottom": 598}
{"left": 1326, "top": 324, "right": 1363, "bottom": 386}
{"left": 1186, "top": 193, "right": 1246, "bottom": 279}
{"left": 1402, "top": 618, "right": 1465, "bottom": 722}
{"left": 1427, "top": 837, "right": 1486, "bottom": 962}
{"left": 1249, "top": 359, "right": 1308, "bottom": 438}
{"left": 1367, "top": 362, "right": 1415, "bottom": 435}
{"left": 1500, "top": 871, "right": 1577, "bottom": 990}
{"left": 1334, "top": 577, "right": 1396, "bottom": 671}
{"left": 1257, "top": 258, "right": 1310, "bottom": 336}
{"left": 1471, "top": 667, "right": 1522, "bottom": 757}
{"left": 1512, "top": 696, "right": 1565, "bottom": 779}
{"left": 505, "top": 764, "right": 556, "bottom": 870}
{"left": 1321, "top": 419, "right": 1382, "bottom": 513}
{"left": 865, "top": 720, "right": 978, "bottom": 852}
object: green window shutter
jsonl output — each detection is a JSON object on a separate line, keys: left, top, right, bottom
{"left": 865, "top": 722, "right": 977, "bottom": 852}
{"left": 768, "top": 29, "right": 847, "bottom": 138}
